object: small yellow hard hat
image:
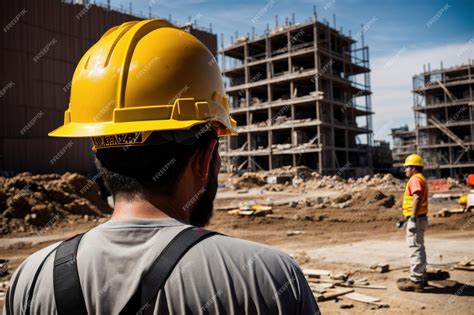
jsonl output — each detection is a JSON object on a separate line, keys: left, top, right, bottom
{"left": 49, "top": 19, "right": 237, "bottom": 147}
{"left": 403, "top": 154, "right": 424, "bottom": 167}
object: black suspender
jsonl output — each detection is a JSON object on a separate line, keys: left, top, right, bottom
{"left": 48, "top": 226, "right": 217, "bottom": 315}
{"left": 119, "top": 227, "right": 217, "bottom": 315}
{"left": 53, "top": 233, "right": 88, "bottom": 315}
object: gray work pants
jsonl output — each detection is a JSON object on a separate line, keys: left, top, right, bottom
{"left": 406, "top": 217, "right": 428, "bottom": 282}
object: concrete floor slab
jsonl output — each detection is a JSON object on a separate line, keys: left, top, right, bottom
{"left": 284, "top": 237, "right": 474, "bottom": 267}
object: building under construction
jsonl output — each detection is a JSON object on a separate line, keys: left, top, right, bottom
{"left": 413, "top": 61, "right": 474, "bottom": 178}
{"left": 391, "top": 125, "right": 417, "bottom": 168}
{"left": 219, "top": 16, "right": 373, "bottom": 176}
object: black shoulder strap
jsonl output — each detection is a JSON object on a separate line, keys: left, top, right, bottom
{"left": 53, "top": 233, "right": 87, "bottom": 315}
{"left": 119, "top": 227, "right": 217, "bottom": 315}
{"left": 23, "top": 244, "right": 59, "bottom": 315}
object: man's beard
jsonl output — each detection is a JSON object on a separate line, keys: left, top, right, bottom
{"left": 189, "top": 153, "right": 219, "bottom": 227}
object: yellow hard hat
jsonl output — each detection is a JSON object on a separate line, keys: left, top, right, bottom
{"left": 403, "top": 154, "right": 424, "bottom": 167}
{"left": 49, "top": 19, "right": 237, "bottom": 146}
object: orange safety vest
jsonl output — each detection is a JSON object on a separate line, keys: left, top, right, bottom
{"left": 402, "top": 173, "right": 428, "bottom": 217}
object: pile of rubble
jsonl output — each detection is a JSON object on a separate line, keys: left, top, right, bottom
{"left": 0, "top": 172, "right": 111, "bottom": 234}
{"left": 312, "top": 190, "right": 396, "bottom": 210}
{"left": 227, "top": 166, "right": 405, "bottom": 192}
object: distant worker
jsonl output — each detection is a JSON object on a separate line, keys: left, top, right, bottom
{"left": 397, "top": 153, "right": 429, "bottom": 292}
{"left": 3, "top": 20, "right": 319, "bottom": 315}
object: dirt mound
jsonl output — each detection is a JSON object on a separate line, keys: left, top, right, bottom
{"left": 232, "top": 173, "right": 267, "bottom": 189}
{"left": 350, "top": 190, "right": 397, "bottom": 211}
{"left": 0, "top": 172, "right": 111, "bottom": 235}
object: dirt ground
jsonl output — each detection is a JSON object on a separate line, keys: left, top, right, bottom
{"left": 1, "top": 185, "right": 473, "bottom": 314}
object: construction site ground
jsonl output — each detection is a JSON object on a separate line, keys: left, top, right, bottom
{"left": 1, "top": 175, "right": 473, "bottom": 314}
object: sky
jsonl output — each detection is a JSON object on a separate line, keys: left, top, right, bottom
{"left": 95, "top": 0, "right": 473, "bottom": 144}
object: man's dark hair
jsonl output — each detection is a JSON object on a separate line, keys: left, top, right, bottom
{"left": 414, "top": 166, "right": 423, "bottom": 173}
{"left": 95, "top": 128, "right": 218, "bottom": 201}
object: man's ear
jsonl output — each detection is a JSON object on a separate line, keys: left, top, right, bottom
{"left": 190, "top": 139, "right": 218, "bottom": 180}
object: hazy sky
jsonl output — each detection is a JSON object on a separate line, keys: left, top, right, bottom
{"left": 96, "top": 0, "right": 473, "bottom": 143}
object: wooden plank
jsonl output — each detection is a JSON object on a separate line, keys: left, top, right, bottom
{"left": 309, "top": 283, "right": 334, "bottom": 293}
{"left": 351, "top": 284, "right": 387, "bottom": 290}
{"left": 317, "top": 288, "right": 354, "bottom": 302}
{"left": 344, "top": 292, "right": 381, "bottom": 304}
{"left": 454, "top": 266, "right": 474, "bottom": 271}
{"left": 305, "top": 277, "right": 343, "bottom": 285}
{"left": 458, "top": 257, "right": 473, "bottom": 266}
{"left": 303, "top": 269, "right": 332, "bottom": 277}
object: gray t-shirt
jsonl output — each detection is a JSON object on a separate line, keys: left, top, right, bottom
{"left": 4, "top": 218, "right": 319, "bottom": 314}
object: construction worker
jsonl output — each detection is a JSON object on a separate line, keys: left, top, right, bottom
{"left": 397, "top": 153, "right": 429, "bottom": 292}
{"left": 3, "top": 20, "right": 319, "bottom": 314}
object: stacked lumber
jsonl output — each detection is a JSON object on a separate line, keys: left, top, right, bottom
{"left": 303, "top": 269, "right": 388, "bottom": 307}
{"left": 454, "top": 257, "right": 474, "bottom": 271}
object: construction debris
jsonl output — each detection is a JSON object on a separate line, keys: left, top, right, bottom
{"left": 226, "top": 166, "right": 410, "bottom": 193}
{"left": 0, "top": 259, "right": 8, "bottom": 277}
{"left": 227, "top": 205, "right": 273, "bottom": 217}
{"left": 433, "top": 208, "right": 466, "bottom": 217}
{"left": 316, "top": 288, "right": 354, "bottom": 302}
{"left": 343, "top": 292, "right": 388, "bottom": 308}
{"left": 304, "top": 269, "right": 332, "bottom": 278}
{"left": 287, "top": 230, "right": 304, "bottom": 237}
{"left": 0, "top": 172, "right": 111, "bottom": 234}
{"left": 370, "top": 263, "right": 390, "bottom": 273}
{"left": 303, "top": 268, "right": 390, "bottom": 306}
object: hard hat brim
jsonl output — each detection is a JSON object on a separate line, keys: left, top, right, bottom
{"left": 48, "top": 119, "right": 237, "bottom": 138}
{"left": 403, "top": 162, "right": 424, "bottom": 167}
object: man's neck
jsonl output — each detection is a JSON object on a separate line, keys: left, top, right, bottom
{"left": 110, "top": 198, "right": 174, "bottom": 221}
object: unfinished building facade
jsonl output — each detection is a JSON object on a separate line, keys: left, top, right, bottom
{"left": 219, "top": 17, "right": 373, "bottom": 176}
{"left": 413, "top": 61, "right": 474, "bottom": 178}
{"left": 391, "top": 125, "right": 417, "bottom": 168}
